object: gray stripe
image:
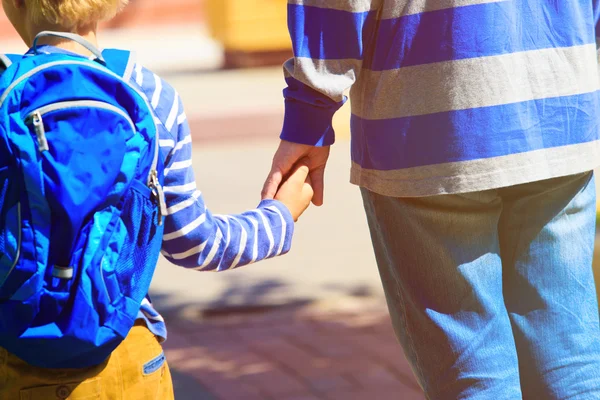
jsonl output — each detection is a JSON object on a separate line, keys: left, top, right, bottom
{"left": 288, "top": 0, "right": 507, "bottom": 18}
{"left": 288, "top": 0, "right": 375, "bottom": 13}
{"left": 380, "top": 0, "right": 509, "bottom": 19}
{"left": 285, "top": 58, "right": 361, "bottom": 102}
{"left": 351, "top": 44, "right": 599, "bottom": 120}
{"left": 350, "top": 141, "right": 600, "bottom": 197}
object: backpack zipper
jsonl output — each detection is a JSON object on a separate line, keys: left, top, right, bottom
{"left": 26, "top": 101, "right": 136, "bottom": 152}
{"left": 30, "top": 111, "right": 49, "bottom": 152}
{"left": 1, "top": 60, "right": 166, "bottom": 222}
{"left": 149, "top": 169, "right": 167, "bottom": 225}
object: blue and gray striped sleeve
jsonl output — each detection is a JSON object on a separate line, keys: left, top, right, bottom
{"left": 280, "top": 0, "right": 376, "bottom": 146}
{"left": 132, "top": 65, "right": 295, "bottom": 271}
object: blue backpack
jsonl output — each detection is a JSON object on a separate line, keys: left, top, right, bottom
{"left": 0, "top": 32, "right": 167, "bottom": 368}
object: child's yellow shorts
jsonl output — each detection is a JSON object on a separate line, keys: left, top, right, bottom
{"left": 0, "top": 322, "right": 174, "bottom": 400}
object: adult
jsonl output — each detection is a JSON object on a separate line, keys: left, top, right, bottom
{"left": 263, "top": 1, "right": 600, "bottom": 398}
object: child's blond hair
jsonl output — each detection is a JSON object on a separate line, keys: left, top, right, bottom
{"left": 27, "top": 0, "right": 128, "bottom": 29}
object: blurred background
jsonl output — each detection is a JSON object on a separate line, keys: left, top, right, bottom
{"left": 1, "top": 2, "right": 599, "bottom": 399}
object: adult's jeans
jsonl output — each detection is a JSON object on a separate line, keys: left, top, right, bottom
{"left": 361, "top": 172, "right": 600, "bottom": 399}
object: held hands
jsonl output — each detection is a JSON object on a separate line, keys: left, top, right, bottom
{"left": 263, "top": 140, "right": 331, "bottom": 221}
{"left": 274, "top": 161, "right": 314, "bottom": 221}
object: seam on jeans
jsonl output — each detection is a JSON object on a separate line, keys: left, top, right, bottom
{"left": 114, "top": 344, "right": 124, "bottom": 400}
{"left": 364, "top": 189, "right": 428, "bottom": 394}
{"left": 394, "top": 267, "right": 428, "bottom": 396}
{"left": 151, "top": 357, "right": 166, "bottom": 400}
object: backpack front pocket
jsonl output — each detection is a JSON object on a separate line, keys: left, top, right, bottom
{"left": 24, "top": 100, "right": 139, "bottom": 271}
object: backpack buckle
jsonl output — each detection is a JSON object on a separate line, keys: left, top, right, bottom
{"left": 52, "top": 265, "right": 74, "bottom": 280}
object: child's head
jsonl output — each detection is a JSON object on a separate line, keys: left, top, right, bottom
{"left": 2, "top": 0, "right": 128, "bottom": 45}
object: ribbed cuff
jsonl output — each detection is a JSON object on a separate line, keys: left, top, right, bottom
{"left": 280, "top": 98, "right": 338, "bottom": 146}
{"left": 258, "top": 199, "right": 295, "bottom": 254}
{"left": 280, "top": 76, "right": 345, "bottom": 146}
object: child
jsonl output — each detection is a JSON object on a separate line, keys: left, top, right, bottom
{"left": 0, "top": 0, "right": 313, "bottom": 398}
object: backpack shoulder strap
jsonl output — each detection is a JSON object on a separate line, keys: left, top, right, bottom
{"left": 0, "top": 54, "right": 22, "bottom": 73}
{"left": 102, "top": 49, "right": 136, "bottom": 82}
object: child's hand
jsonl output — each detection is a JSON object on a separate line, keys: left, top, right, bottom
{"left": 275, "top": 161, "right": 314, "bottom": 222}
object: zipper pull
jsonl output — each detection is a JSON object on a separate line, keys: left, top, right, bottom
{"left": 31, "top": 111, "right": 49, "bottom": 152}
{"left": 149, "top": 170, "right": 167, "bottom": 226}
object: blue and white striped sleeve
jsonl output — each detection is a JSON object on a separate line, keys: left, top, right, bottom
{"left": 133, "top": 65, "right": 295, "bottom": 271}
{"left": 281, "top": 1, "right": 375, "bottom": 146}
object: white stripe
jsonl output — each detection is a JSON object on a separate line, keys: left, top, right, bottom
{"left": 164, "top": 181, "right": 196, "bottom": 194}
{"left": 195, "top": 229, "right": 224, "bottom": 271}
{"left": 256, "top": 210, "right": 275, "bottom": 258}
{"left": 216, "top": 216, "right": 232, "bottom": 271}
{"left": 177, "top": 113, "right": 187, "bottom": 126}
{"left": 143, "top": 313, "right": 165, "bottom": 322}
{"left": 267, "top": 206, "right": 287, "bottom": 256}
{"left": 163, "top": 213, "right": 206, "bottom": 241}
{"left": 165, "top": 95, "right": 180, "bottom": 132}
{"left": 140, "top": 299, "right": 165, "bottom": 322}
{"left": 171, "top": 135, "right": 192, "bottom": 155}
{"left": 135, "top": 63, "right": 143, "bottom": 86}
{"left": 123, "top": 52, "right": 136, "bottom": 82}
{"left": 229, "top": 222, "right": 249, "bottom": 270}
{"left": 165, "top": 159, "right": 192, "bottom": 176}
{"left": 352, "top": 44, "right": 599, "bottom": 120}
{"left": 166, "top": 190, "right": 202, "bottom": 215}
{"left": 151, "top": 74, "right": 162, "bottom": 108}
{"left": 249, "top": 218, "right": 259, "bottom": 263}
{"left": 139, "top": 306, "right": 165, "bottom": 322}
{"left": 168, "top": 239, "right": 210, "bottom": 260}
{"left": 159, "top": 139, "right": 175, "bottom": 148}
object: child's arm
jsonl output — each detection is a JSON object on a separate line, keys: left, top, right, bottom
{"left": 158, "top": 94, "right": 311, "bottom": 271}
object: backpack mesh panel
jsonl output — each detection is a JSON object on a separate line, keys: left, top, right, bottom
{"left": 115, "top": 186, "right": 162, "bottom": 303}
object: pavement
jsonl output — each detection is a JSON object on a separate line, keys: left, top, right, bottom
{"left": 163, "top": 298, "right": 424, "bottom": 400}
{"left": 151, "top": 138, "right": 414, "bottom": 399}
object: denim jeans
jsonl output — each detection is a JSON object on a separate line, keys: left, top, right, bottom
{"left": 361, "top": 172, "right": 600, "bottom": 399}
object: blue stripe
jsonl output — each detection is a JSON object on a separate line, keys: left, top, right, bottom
{"left": 595, "top": 0, "right": 600, "bottom": 30}
{"left": 289, "top": 2, "right": 595, "bottom": 70}
{"left": 289, "top": 4, "right": 378, "bottom": 60}
{"left": 366, "top": 1, "right": 596, "bottom": 70}
{"left": 351, "top": 92, "right": 600, "bottom": 170}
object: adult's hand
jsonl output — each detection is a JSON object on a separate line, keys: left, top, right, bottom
{"left": 262, "top": 140, "right": 331, "bottom": 206}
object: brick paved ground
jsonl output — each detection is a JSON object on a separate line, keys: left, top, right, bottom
{"left": 163, "top": 298, "right": 425, "bottom": 400}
